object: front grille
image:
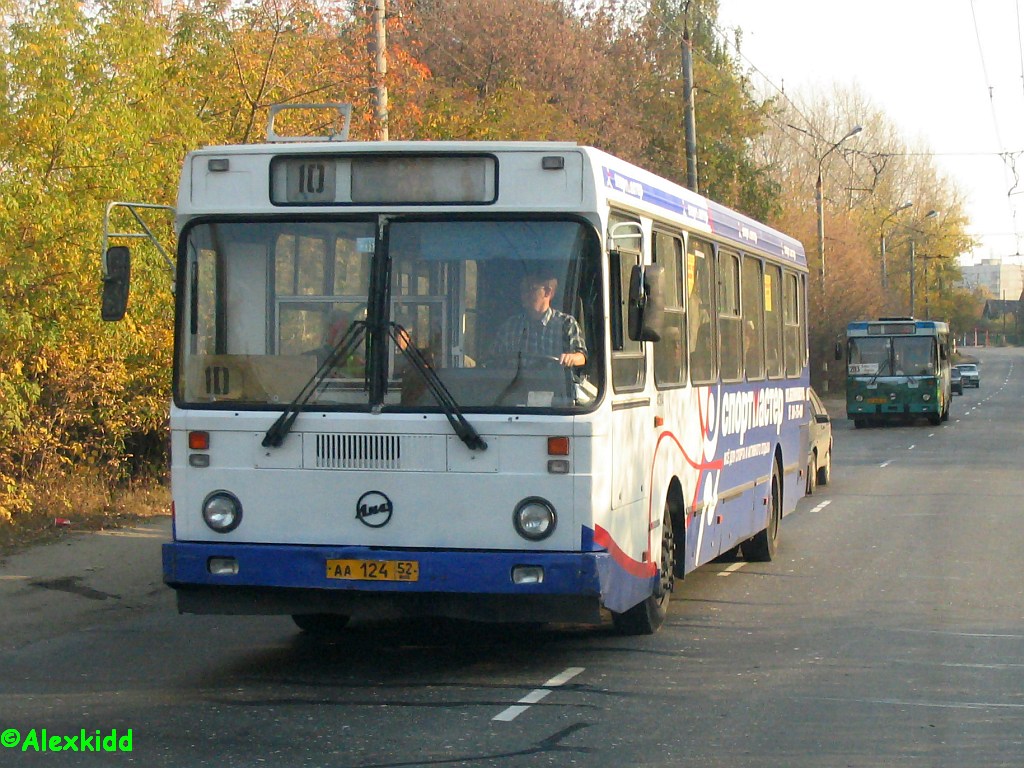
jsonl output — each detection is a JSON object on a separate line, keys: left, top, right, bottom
{"left": 315, "top": 433, "right": 401, "bottom": 470}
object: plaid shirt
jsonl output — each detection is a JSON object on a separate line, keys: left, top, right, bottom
{"left": 490, "top": 308, "right": 587, "bottom": 364}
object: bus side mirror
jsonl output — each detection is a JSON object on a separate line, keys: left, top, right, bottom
{"left": 834, "top": 342, "right": 842, "bottom": 361}
{"left": 101, "top": 246, "right": 131, "bottom": 322}
{"left": 627, "top": 264, "right": 664, "bottom": 342}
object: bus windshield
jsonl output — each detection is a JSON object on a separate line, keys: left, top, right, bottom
{"left": 848, "top": 336, "right": 890, "bottom": 375}
{"left": 892, "top": 336, "right": 936, "bottom": 375}
{"left": 176, "top": 217, "right": 603, "bottom": 412}
{"left": 848, "top": 335, "right": 936, "bottom": 376}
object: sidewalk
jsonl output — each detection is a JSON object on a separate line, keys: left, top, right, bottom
{"left": 0, "top": 517, "right": 173, "bottom": 651}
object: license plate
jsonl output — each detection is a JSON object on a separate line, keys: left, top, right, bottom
{"left": 866, "top": 397, "right": 888, "bottom": 404}
{"left": 326, "top": 559, "right": 419, "bottom": 582}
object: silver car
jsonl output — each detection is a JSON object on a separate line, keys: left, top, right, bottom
{"left": 955, "top": 363, "right": 980, "bottom": 388}
{"left": 806, "top": 387, "right": 833, "bottom": 494}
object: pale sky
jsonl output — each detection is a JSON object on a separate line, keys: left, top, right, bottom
{"left": 716, "top": 0, "right": 1024, "bottom": 264}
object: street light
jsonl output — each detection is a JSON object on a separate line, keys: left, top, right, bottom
{"left": 880, "top": 200, "right": 913, "bottom": 290}
{"left": 816, "top": 124, "right": 863, "bottom": 285}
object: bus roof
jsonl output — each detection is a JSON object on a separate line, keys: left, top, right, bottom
{"left": 180, "top": 140, "right": 806, "bottom": 266}
{"left": 846, "top": 319, "right": 949, "bottom": 336}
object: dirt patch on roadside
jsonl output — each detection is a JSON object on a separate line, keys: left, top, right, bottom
{"left": 0, "top": 481, "right": 170, "bottom": 556}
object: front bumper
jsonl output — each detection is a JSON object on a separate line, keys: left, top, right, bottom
{"left": 163, "top": 541, "right": 610, "bottom": 623}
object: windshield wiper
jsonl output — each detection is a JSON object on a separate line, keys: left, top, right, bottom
{"left": 262, "top": 321, "right": 366, "bottom": 448}
{"left": 868, "top": 357, "right": 891, "bottom": 386}
{"left": 389, "top": 323, "right": 487, "bottom": 452}
{"left": 262, "top": 320, "right": 486, "bottom": 452}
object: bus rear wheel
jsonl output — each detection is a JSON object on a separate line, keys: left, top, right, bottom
{"left": 745, "top": 465, "right": 781, "bottom": 562}
{"left": 612, "top": 504, "right": 674, "bottom": 635}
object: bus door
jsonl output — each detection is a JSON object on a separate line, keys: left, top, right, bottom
{"left": 607, "top": 217, "right": 652, "bottom": 555}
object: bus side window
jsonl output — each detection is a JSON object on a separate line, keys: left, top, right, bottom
{"left": 742, "top": 255, "right": 765, "bottom": 380}
{"left": 609, "top": 214, "right": 645, "bottom": 392}
{"left": 783, "top": 270, "right": 802, "bottom": 377}
{"left": 764, "top": 263, "right": 784, "bottom": 379}
{"left": 653, "top": 230, "right": 686, "bottom": 388}
{"left": 718, "top": 249, "right": 742, "bottom": 382}
{"left": 688, "top": 237, "right": 717, "bottom": 385}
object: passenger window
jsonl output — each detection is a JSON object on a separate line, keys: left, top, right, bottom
{"left": 653, "top": 231, "right": 686, "bottom": 388}
{"left": 765, "top": 264, "right": 784, "bottom": 379}
{"left": 609, "top": 214, "right": 645, "bottom": 392}
{"left": 742, "top": 255, "right": 765, "bottom": 380}
{"left": 783, "top": 271, "right": 803, "bottom": 377}
{"left": 718, "top": 250, "right": 742, "bottom": 382}
{"left": 688, "top": 237, "right": 717, "bottom": 385}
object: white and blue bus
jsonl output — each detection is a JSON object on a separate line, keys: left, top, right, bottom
{"left": 103, "top": 105, "right": 810, "bottom": 634}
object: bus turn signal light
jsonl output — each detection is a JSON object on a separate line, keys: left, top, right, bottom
{"left": 547, "top": 436, "right": 570, "bottom": 456}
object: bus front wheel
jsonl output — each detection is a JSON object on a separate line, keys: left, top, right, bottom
{"left": 612, "top": 503, "right": 674, "bottom": 635}
{"left": 744, "top": 466, "right": 781, "bottom": 562}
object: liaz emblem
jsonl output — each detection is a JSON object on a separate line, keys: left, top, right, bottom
{"left": 356, "top": 491, "right": 393, "bottom": 528}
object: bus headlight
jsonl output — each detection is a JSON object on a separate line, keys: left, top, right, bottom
{"left": 202, "top": 491, "right": 243, "bottom": 533}
{"left": 513, "top": 497, "right": 557, "bottom": 541}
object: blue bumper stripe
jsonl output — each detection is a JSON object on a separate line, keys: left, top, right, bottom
{"left": 164, "top": 542, "right": 604, "bottom": 597}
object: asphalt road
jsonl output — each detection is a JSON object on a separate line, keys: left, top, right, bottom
{"left": 2, "top": 346, "right": 1022, "bottom": 767}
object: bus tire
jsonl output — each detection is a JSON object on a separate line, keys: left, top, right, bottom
{"left": 816, "top": 449, "right": 831, "bottom": 487}
{"left": 745, "top": 465, "right": 781, "bottom": 562}
{"left": 853, "top": 418, "right": 866, "bottom": 429}
{"left": 612, "top": 504, "right": 674, "bottom": 635}
{"left": 292, "top": 613, "right": 350, "bottom": 634}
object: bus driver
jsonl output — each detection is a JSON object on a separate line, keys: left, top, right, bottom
{"left": 489, "top": 270, "right": 588, "bottom": 368}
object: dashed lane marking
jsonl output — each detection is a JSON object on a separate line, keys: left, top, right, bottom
{"left": 717, "top": 562, "right": 747, "bottom": 577}
{"left": 492, "top": 667, "right": 585, "bottom": 722}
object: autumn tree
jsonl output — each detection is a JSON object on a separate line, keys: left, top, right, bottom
{"left": 753, "top": 85, "right": 974, "bottom": 388}
{"left": 402, "top": 0, "right": 636, "bottom": 143}
{"left": 0, "top": 0, "right": 436, "bottom": 531}
{"left": 0, "top": 0, "right": 191, "bottom": 524}
{"left": 403, "top": 0, "right": 777, "bottom": 220}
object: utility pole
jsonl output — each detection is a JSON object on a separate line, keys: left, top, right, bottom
{"left": 909, "top": 239, "right": 916, "bottom": 316}
{"left": 373, "top": 0, "right": 389, "bottom": 141}
{"left": 681, "top": 7, "right": 698, "bottom": 192}
{"left": 815, "top": 125, "right": 862, "bottom": 286}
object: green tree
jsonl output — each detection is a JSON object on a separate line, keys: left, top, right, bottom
{"left": 0, "top": 0, "right": 189, "bottom": 523}
{"left": 0, "top": 0, "right": 448, "bottom": 530}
